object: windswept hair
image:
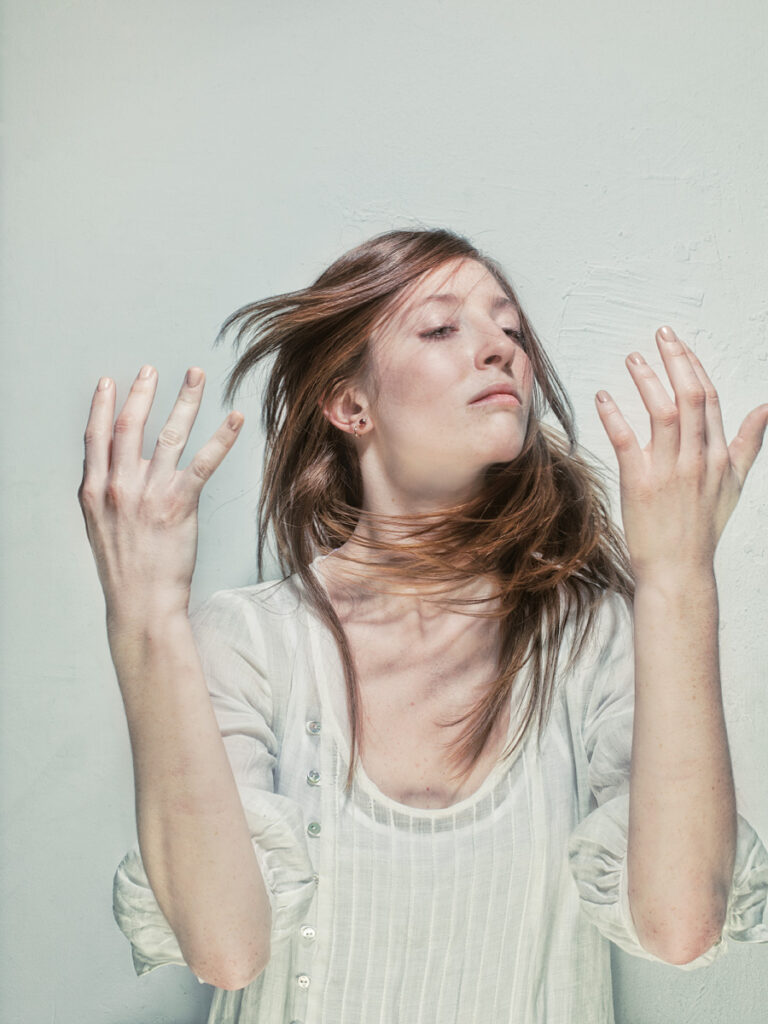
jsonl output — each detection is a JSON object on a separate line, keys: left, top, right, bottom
{"left": 215, "top": 227, "right": 635, "bottom": 793}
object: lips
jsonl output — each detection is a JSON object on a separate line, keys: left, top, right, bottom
{"left": 469, "top": 382, "right": 521, "bottom": 404}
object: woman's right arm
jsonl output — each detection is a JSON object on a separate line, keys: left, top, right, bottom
{"left": 78, "top": 365, "right": 270, "bottom": 990}
{"left": 108, "top": 609, "right": 272, "bottom": 990}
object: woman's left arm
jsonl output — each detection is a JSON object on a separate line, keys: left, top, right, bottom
{"left": 595, "top": 324, "right": 768, "bottom": 965}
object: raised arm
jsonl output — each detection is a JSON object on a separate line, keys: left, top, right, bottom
{"left": 595, "top": 324, "right": 768, "bottom": 963}
{"left": 78, "top": 365, "right": 270, "bottom": 989}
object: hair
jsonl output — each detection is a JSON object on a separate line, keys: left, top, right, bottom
{"left": 215, "top": 226, "right": 635, "bottom": 794}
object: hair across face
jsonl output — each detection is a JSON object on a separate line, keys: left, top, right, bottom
{"left": 217, "top": 227, "right": 635, "bottom": 794}
{"left": 349, "top": 257, "right": 534, "bottom": 503}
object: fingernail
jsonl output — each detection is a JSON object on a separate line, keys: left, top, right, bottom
{"left": 139, "top": 365, "right": 155, "bottom": 379}
{"left": 659, "top": 326, "right": 675, "bottom": 342}
{"left": 186, "top": 368, "right": 203, "bottom": 386}
{"left": 597, "top": 391, "right": 610, "bottom": 403}
{"left": 97, "top": 377, "right": 111, "bottom": 391}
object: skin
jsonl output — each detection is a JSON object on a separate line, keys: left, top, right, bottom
{"left": 79, "top": 256, "right": 768, "bottom": 970}
{"left": 320, "top": 256, "right": 534, "bottom": 616}
{"left": 594, "top": 327, "right": 768, "bottom": 962}
{"left": 324, "top": 257, "right": 533, "bottom": 512}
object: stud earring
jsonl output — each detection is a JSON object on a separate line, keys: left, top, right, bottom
{"left": 352, "top": 416, "right": 368, "bottom": 438}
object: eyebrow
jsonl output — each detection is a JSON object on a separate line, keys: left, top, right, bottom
{"left": 417, "top": 292, "right": 517, "bottom": 312}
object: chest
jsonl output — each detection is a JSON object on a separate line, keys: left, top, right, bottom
{"left": 342, "top": 615, "right": 511, "bottom": 810}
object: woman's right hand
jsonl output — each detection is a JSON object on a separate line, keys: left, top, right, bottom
{"left": 77, "top": 364, "right": 243, "bottom": 629}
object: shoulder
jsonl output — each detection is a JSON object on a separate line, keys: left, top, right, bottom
{"left": 188, "top": 573, "right": 312, "bottom": 713}
{"left": 560, "top": 588, "right": 635, "bottom": 727}
{"left": 190, "top": 571, "right": 308, "bottom": 628}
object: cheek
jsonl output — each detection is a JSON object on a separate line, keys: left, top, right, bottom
{"left": 377, "top": 353, "right": 457, "bottom": 413}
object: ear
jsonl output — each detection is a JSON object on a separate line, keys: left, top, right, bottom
{"left": 319, "top": 383, "right": 370, "bottom": 435}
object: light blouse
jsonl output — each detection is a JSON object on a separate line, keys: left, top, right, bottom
{"left": 113, "top": 552, "right": 768, "bottom": 1024}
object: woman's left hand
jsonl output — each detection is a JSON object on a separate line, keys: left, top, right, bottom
{"left": 595, "top": 325, "right": 768, "bottom": 583}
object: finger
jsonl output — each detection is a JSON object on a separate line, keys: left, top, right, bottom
{"left": 676, "top": 341, "right": 728, "bottom": 455}
{"left": 728, "top": 404, "right": 768, "bottom": 488}
{"left": 624, "top": 352, "right": 679, "bottom": 468}
{"left": 179, "top": 411, "right": 245, "bottom": 498}
{"left": 147, "top": 367, "right": 206, "bottom": 479}
{"left": 655, "top": 326, "right": 707, "bottom": 463}
{"left": 111, "top": 365, "right": 159, "bottom": 469}
{"left": 594, "top": 391, "right": 645, "bottom": 483}
{"left": 82, "top": 376, "right": 116, "bottom": 484}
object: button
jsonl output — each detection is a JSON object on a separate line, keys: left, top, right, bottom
{"left": 306, "top": 720, "right": 321, "bottom": 735}
{"left": 300, "top": 924, "right": 316, "bottom": 940}
{"left": 306, "top": 769, "right": 320, "bottom": 786}
{"left": 296, "top": 973, "right": 311, "bottom": 989}
{"left": 312, "top": 872, "right": 319, "bottom": 884}
{"left": 307, "top": 821, "right": 321, "bottom": 837}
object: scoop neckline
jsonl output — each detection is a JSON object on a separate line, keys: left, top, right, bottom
{"left": 301, "top": 551, "right": 524, "bottom": 819}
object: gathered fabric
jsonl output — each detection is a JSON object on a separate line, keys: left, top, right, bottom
{"left": 113, "top": 555, "right": 768, "bottom": 1024}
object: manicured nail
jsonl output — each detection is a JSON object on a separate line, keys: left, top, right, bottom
{"left": 597, "top": 391, "right": 610, "bottom": 403}
{"left": 629, "top": 353, "right": 644, "bottom": 365}
{"left": 139, "top": 365, "right": 155, "bottom": 379}
{"left": 186, "top": 368, "right": 203, "bottom": 386}
{"left": 659, "top": 326, "right": 675, "bottom": 342}
{"left": 97, "top": 377, "right": 111, "bottom": 391}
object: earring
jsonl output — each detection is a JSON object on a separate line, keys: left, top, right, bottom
{"left": 352, "top": 416, "right": 368, "bottom": 438}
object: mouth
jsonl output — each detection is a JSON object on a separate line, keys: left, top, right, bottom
{"left": 469, "top": 393, "right": 521, "bottom": 406}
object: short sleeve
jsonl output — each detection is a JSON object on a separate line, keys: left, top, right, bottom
{"left": 566, "top": 590, "right": 768, "bottom": 969}
{"left": 112, "top": 588, "right": 318, "bottom": 978}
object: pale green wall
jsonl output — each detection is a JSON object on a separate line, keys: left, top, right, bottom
{"left": 2, "top": 1, "right": 766, "bottom": 1020}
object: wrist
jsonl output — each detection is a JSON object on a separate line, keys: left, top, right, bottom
{"left": 632, "top": 563, "right": 717, "bottom": 595}
{"left": 106, "top": 602, "right": 191, "bottom": 653}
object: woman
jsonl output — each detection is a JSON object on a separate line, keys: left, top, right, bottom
{"left": 79, "top": 228, "right": 768, "bottom": 1023}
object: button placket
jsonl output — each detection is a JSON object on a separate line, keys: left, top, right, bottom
{"left": 305, "top": 718, "right": 322, "bottom": 842}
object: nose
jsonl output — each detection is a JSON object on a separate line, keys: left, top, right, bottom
{"left": 475, "top": 322, "right": 522, "bottom": 372}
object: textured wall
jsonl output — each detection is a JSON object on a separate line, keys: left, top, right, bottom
{"left": 2, "top": 1, "right": 766, "bottom": 1021}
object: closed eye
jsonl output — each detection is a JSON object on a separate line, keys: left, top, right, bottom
{"left": 421, "top": 325, "right": 527, "bottom": 349}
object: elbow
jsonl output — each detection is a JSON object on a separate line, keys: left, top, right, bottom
{"left": 654, "top": 934, "right": 721, "bottom": 965}
{"left": 638, "top": 921, "right": 724, "bottom": 965}
{"left": 188, "top": 939, "right": 271, "bottom": 991}
{"left": 630, "top": 881, "right": 729, "bottom": 965}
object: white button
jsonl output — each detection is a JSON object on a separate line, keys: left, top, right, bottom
{"left": 296, "top": 973, "right": 311, "bottom": 988}
{"left": 307, "top": 821, "right": 321, "bottom": 837}
{"left": 306, "top": 769, "right": 320, "bottom": 786}
{"left": 306, "top": 720, "right": 321, "bottom": 735}
{"left": 312, "top": 872, "right": 319, "bottom": 884}
{"left": 300, "top": 924, "right": 316, "bottom": 939}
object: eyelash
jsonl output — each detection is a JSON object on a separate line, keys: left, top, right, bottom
{"left": 422, "top": 325, "right": 527, "bottom": 348}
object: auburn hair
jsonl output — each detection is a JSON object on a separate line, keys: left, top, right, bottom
{"left": 216, "top": 227, "right": 635, "bottom": 793}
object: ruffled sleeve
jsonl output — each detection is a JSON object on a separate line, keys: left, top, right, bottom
{"left": 566, "top": 590, "right": 768, "bottom": 969}
{"left": 113, "top": 588, "right": 318, "bottom": 978}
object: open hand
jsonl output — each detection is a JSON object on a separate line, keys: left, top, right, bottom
{"left": 77, "top": 365, "right": 244, "bottom": 625}
{"left": 595, "top": 325, "right": 768, "bottom": 583}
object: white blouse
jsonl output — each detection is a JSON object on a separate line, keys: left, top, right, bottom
{"left": 113, "top": 553, "right": 768, "bottom": 1024}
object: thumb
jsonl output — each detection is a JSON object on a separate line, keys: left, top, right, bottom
{"left": 728, "top": 404, "right": 768, "bottom": 487}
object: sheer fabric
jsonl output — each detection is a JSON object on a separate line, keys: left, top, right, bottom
{"left": 113, "top": 554, "right": 768, "bottom": 1023}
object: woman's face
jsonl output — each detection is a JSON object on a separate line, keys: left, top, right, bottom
{"left": 351, "top": 257, "right": 533, "bottom": 506}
